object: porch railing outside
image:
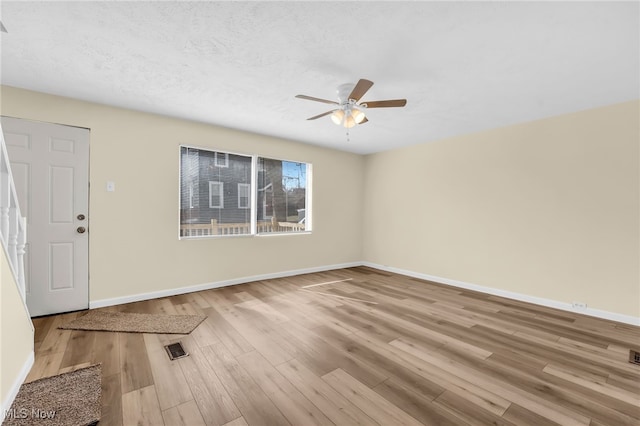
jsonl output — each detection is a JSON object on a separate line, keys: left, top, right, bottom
{"left": 0, "top": 124, "right": 28, "bottom": 302}
{"left": 180, "top": 217, "right": 305, "bottom": 237}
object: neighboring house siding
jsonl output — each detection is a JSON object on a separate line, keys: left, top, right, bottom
{"left": 180, "top": 148, "right": 305, "bottom": 226}
{"left": 181, "top": 149, "right": 252, "bottom": 224}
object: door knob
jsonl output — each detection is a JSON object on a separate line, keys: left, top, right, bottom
{"left": 77, "top": 226, "right": 86, "bottom": 234}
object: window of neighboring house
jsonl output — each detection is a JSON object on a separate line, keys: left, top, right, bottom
{"left": 209, "top": 181, "right": 224, "bottom": 208}
{"left": 188, "top": 182, "right": 195, "bottom": 208}
{"left": 238, "top": 183, "right": 250, "bottom": 209}
{"left": 214, "top": 152, "right": 229, "bottom": 167}
{"left": 179, "top": 146, "right": 311, "bottom": 238}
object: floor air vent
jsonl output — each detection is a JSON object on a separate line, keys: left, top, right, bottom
{"left": 165, "top": 342, "right": 188, "bottom": 361}
{"left": 629, "top": 350, "right": 640, "bottom": 365}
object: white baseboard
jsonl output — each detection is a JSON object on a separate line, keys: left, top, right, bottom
{"left": 89, "top": 259, "right": 639, "bottom": 326}
{"left": 1, "top": 351, "right": 34, "bottom": 422}
{"left": 89, "top": 262, "right": 362, "bottom": 309}
{"left": 362, "top": 262, "right": 640, "bottom": 326}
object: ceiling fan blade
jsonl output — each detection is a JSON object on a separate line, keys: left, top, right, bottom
{"left": 307, "top": 110, "right": 335, "bottom": 120}
{"left": 359, "top": 117, "right": 369, "bottom": 124}
{"left": 348, "top": 79, "right": 374, "bottom": 102}
{"left": 295, "top": 94, "right": 339, "bottom": 105}
{"left": 362, "top": 99, "right": 407, "bottom": 108}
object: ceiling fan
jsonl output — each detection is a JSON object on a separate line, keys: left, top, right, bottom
{"left": 295, "top": 79, "right": 407, "bottom": 128}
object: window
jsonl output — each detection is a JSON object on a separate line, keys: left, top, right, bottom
{"left": 214, "top": 152, "right": 228, "bottom": 167}
{"left": 257, "top": 158, "right": 309, "bottom": 235}
{"left": 179, "top": 146, "right": 311, "bottom": 238}
{"left": 238, "top": 183, "right": 250, "bottom": 209}
{"left": 180, "top": 147, "right": 252, "bottom": 236}
{"left": 209, "top": 181, "right": 224, "bottom": 208}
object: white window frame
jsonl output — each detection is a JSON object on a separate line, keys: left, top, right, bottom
{"left": 214, "top": 152, "right": 229, "bottom": 168}
{"left": 209, "top": 181, "right": 224, "bottom": 208}
{"left": 305, "top": 162, "right": 313, "bottom": 232}
{"left": 238, "top": 183, "right": 250, "bottom": 209}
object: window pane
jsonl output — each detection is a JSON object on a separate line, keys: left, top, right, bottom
{"left": 238, "top": 183, "right": 250, "bottom": 209}
{"left": 214, "top": 152, "right": 229, "bottom": 167}
{"left": 209, "top": 182, "right": 223, "bottom": 208}
{"left": 180, "top": 147, "right": 252, "bottom": 237}
{"left": 257, "top": 158, "right": 309, "bottom": 234}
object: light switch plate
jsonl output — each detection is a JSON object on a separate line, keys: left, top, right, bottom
{"left": 106, "top": 181, "right": 115, "bottom": 192}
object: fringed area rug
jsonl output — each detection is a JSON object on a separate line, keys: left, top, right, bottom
{"left": 59, "top": 310, "right": 206, "bottom": 334}
{"left": 3, "top": 365, "right": 101, "bottom": 426}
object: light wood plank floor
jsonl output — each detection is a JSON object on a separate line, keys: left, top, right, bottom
{"left": 30, "top": 267, "right": 640, "bottom": 425}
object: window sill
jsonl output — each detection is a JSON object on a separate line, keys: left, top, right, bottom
{"left": 179, "top": 231, "right": 312, "bottom": 240}
{"left": 256, "top": 231, "right": 312, "bottom": 237}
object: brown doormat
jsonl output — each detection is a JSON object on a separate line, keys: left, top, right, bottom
{"left": 59, "top": 310, "right": 206, "bottom": 334}
{"left": 3, "top": 365, "right": 101, "bottom": 426}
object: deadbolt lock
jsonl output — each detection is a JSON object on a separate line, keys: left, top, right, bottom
{"left": 77, "top": 214, "right": 86, "bottom": 221}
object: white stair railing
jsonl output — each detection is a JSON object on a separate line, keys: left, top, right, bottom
{"left": 0, "top": 123, "right": 28, "bottom": 302}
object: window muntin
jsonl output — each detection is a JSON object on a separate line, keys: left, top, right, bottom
{"left": 179, "top": 146, "right": 310, "bottom": 238}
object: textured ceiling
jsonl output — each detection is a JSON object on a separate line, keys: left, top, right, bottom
{"left": 1, "top": 1, "right": 638, "bottom": 154}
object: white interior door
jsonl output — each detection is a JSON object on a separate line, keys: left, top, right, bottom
{"left": 1, "top": 116, "right": 89, "bottom": 317}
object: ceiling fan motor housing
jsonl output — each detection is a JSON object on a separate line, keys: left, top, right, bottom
{"left": 336, "top": 83, "right": 356, "bottom": 104}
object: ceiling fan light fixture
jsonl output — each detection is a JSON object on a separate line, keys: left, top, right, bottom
{"left": 332, "top": 104, "right": 365, "bottom": 128}
{"left": 351, "top": 107, "right": 366, "bottom": 124}
{"left": 343, "top": 114, "right": 356, "bottom": 128}
{"left": 331, "top": 109, "right": 345, "bottom": 125}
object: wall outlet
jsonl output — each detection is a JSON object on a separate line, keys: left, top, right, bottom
{"left": 571, "top": 301, "right": 587, "bottom": 309}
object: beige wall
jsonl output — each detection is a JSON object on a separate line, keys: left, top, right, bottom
{"left": 363, "top": 101, "right": 640, "bottom": 318}
{"left": 0, "top": 245, "right": 34, "bottom": 406}
{"left": 0, "top": 86, "right": 365, "bottom": 302}
{"left": 1, "top": 85, "right": 637, "bottom": 320}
